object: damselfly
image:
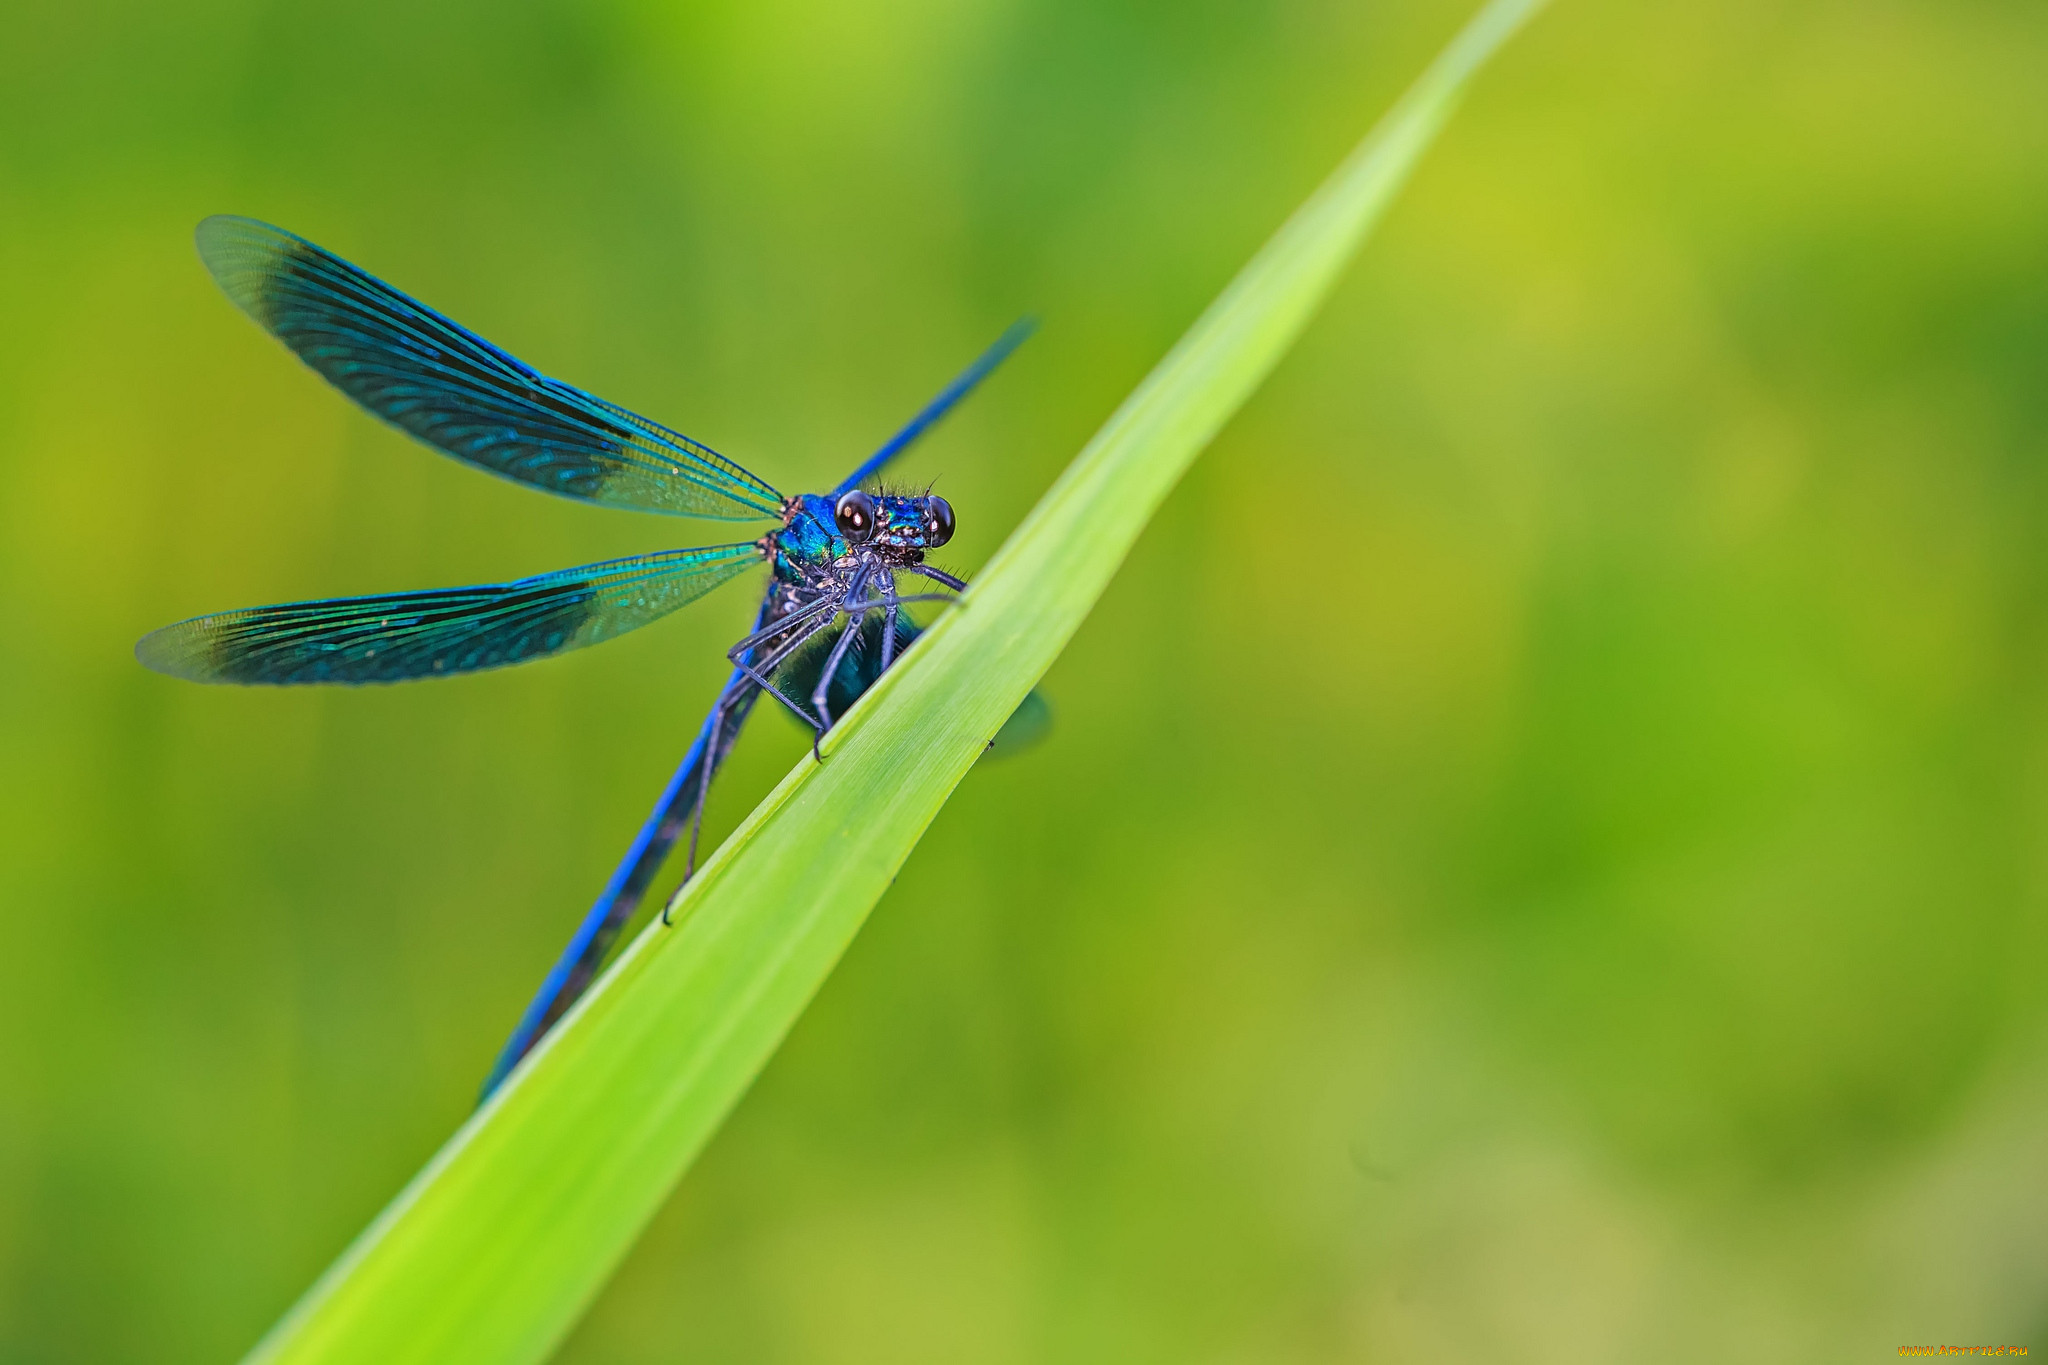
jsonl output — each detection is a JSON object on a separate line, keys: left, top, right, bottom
{"left": 137, "top": 218, "right": 1038, "bottom": 1098}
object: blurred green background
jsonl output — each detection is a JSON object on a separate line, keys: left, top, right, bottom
{"left": 3, "top": 0, "right": 2045, "bottom": 1360}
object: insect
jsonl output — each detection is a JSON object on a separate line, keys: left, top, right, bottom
{"left": 137, "top": 217, "right": 1039, "bottom": 1099}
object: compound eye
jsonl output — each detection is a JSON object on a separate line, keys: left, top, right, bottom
{"left": 834, "top": 490, "right": 877, "bottom": 543}
{"left": 923, "top": 495, "right": 955, "bottom": 547}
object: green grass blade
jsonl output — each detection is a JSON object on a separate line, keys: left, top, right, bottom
{"left": 246, "top": 2, "right": 1545, "bottom": 1360}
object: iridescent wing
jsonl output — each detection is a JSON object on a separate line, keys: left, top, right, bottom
{"left": 833, "top": 317, "right": 1035, "bottom": 496}
{"left": 136, "top": 543, "right": 764, "bottom": 685}
{"left": 197, "top": 216, "right": 785, "bottom": 521}
{"left": 987, "top": 688, "right": 1052, "bottom": 756}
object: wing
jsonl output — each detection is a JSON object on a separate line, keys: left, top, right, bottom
{"left": 136, "top": 543, "right": 763, "bottom": 685}
{"left": 197, "top": 216, "right": 785, "bottom": 521}
{"left": 986, "top": 688, "right": 1052, "bottom": 756}
{"left": 833, "top": 317, "right": 1035, "bottom": 495}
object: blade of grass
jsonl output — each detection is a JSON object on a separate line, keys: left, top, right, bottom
{"left": 247, "top": 2, "right": 1547, "bottom": 1360}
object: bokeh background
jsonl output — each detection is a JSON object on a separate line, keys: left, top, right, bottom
{"left": 3, "top": 0, "right": 2045, "bottom": 1360}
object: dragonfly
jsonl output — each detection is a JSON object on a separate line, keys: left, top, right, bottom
{"left": 137, "top": 216, "right": 1039, "bottom": 1100}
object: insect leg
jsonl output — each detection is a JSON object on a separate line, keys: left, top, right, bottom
{"left": 880, "top": 569, "right": 899, "bottom": 671}
{"left": 805, "top": 563, "right": 885, "bottom": 753}
{"left": 905, "top": 563, "right": 968, "bottom": 593}
{"left": 675, "top": 594, "right": 847, "bottom": 907}
{"left": 674, "top": 679, "right": 752, "bottom": 913}
{"left": 808, "top": 611, "right": 867, "bottom": 753}
{"left": 844, "top": 590, "right": 956, "bottom": 611}
{"left": 725, "top": 592, "right": 838, "bottom": 655}
{"left": 674, "top": 594, "right": 841, "bottom": 914}
{"left": 727, "top": 608, "right": 838, "bottom": 731}
{"left": 479, "top": 664, "right": 759, "bottom": 1100}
